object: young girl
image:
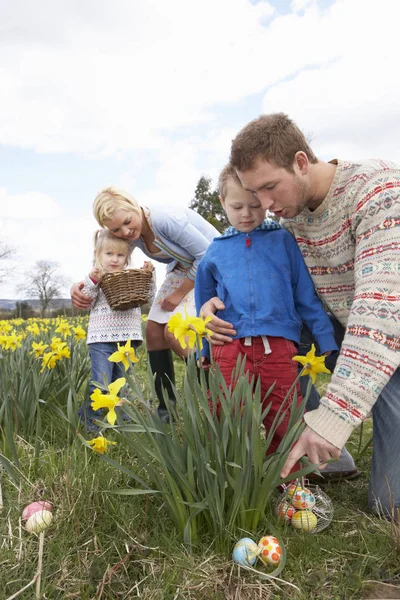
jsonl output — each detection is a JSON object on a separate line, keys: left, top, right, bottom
{"left": 78, "top": 229, "right": 155, "bottom": 431}
{"left": 72, "top": 186, "right": 218, "bottom": 422}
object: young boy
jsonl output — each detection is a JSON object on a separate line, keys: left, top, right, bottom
{"left": 195, "top": 165, "right": 338, "bottom": 455}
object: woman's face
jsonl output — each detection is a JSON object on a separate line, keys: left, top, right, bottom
{"left": 104, "top": 209, "right": 143, "bottom": 240}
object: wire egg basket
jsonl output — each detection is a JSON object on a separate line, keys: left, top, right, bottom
{"left": 275, "top": 478, "right": 334, "bottom": 533}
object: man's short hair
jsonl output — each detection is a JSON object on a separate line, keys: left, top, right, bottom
{"left": 230, "top": 113, "right": 318, "bottom": 173}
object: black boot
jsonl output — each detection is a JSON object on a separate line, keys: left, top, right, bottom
{"left": 148, "top": 349, "right": 176, "bottom": 422}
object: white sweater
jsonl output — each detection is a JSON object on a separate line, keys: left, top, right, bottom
{"left": 82, "top": 273, "right": 156, "bottom": 344}
{"left": 283, "top": 158, "right": 400, "bottom": 448}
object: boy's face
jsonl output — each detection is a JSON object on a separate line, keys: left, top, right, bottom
{"left": 237, "top": 157, "right": 311, "bottom": 219}
{"left": 221, "top": 178, "right": 266, "bottom": 232}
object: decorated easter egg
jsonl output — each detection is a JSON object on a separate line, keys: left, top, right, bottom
{"left": 258, "top": 536, "right": 282, "bottom": 566}
{"left": 286, "top": 482, "right": 303, "bottom": 498}
{"left": 232, "top": 537, "right": 260, "bottom": 567}
{"left": 25, "top": 510, "right": 53, "bottom": 534}
{"left": 22, "top": 501, "right": 53, "bottom": 522}
{"left": 291, "top": 509, "right": 318, "bottom": 532}
{"left": 291, "top": 488, "right": 316, "bottom": 511}
{"left": 277, "top": 500, "right": 297, "bottom": 521}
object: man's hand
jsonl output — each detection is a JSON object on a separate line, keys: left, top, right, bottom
{"left": 70, "top": 282, "right": 92, "bottom": 310}
{"left": 280, "top": 426, "right": 341, "bottom": 478}
{"left": 200, "top": 297, "right": 236, "bottom": 345}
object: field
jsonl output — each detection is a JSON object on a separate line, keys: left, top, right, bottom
{"left": 0, "top": 316, "right": 399, "bottom": 600}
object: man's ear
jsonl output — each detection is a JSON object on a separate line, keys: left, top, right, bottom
{"left": 294, "top": 151, "right": 309, "bottom": 174}
{"left": 219, "top": 194, "right": 225, "bottom": 207}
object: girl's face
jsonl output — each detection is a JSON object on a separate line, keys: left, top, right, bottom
{"left": 100, "top": 245, "right": 128, "bottom": 272}
{"left": 104, "top": 209, "right": 143, "bottom": 240}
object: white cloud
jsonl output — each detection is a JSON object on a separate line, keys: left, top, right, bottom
{"left": 0, "top": 189, "right": 62, "bottom": 219}
{"left": 0, "top": 189, "right": 166, "bottom": 299}
{"left": 0, "top": 0, "right": 336, "bottom": 156}
{"left": 260, "top": 0, "right": 400, "bottom": 161}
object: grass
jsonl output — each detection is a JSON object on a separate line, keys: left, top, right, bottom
{"left": 1, "top": 363, "right": 400, "bottom": 599}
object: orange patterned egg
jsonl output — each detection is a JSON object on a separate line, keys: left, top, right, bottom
{"left": 278, "top": 500, "right": 297, "bottom": 521}
{"left": 258, "top": 535, "right": 282, "bottom": 566}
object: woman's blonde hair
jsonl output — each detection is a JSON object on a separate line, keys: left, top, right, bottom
{"left": 93, "top": 185, "right": 141, "bottom": 227}
{"left": 93, "top": 229, "right": 132, "bottom": 274}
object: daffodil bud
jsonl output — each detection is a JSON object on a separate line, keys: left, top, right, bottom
{"left": 25, "top": 510, "right": 53, "bottom": 533}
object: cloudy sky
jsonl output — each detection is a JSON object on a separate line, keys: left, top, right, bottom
{"left": 1, "top": 0, "right": 400, "bottom": 299}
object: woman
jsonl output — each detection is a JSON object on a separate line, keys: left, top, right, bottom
{"left": 71, "top": 186, "right": 218, "bottom": 422}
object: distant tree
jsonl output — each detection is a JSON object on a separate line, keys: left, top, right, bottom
{"left": 0, "top": 240, "right": 16, "bottom": 284}
{"left": 18, "top": 261, "right": 66, "bottom": 317}
{"left": 13, "top": 301, "right": 35, "bottom": 320}
{"left": 189, "top": 176, "right": 229, "bottom": 233}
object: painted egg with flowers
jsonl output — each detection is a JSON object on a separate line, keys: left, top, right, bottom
{"left": 291, "top": 488, "right": 316, "bottom": 510}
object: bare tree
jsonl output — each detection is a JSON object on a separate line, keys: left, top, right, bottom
{"left": 18, "top": 260, "right": 66, "bottom": 316}
{"left": 0, "top": 240, "right": 17, "bottom": 284}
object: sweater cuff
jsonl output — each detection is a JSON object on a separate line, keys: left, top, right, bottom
{"left": 304, "top": 405, "right": 355, "bottom": 449}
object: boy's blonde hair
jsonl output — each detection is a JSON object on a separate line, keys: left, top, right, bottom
{"left": 218, "top": 164, "right": 242, "bottom": 201}
{"left": 230, "top": 113, "right": 318, "bottom": 173}
{"left": 93, "top": 186, "right": 141, "bottom": 227}
{"left": 93, "top": 229, "right": 132, "bottom": 273}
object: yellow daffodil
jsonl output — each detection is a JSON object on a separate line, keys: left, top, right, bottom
{"left": 167, "top": 311, "right": 196, "bottom": 349}
{"left": 90, "top": 378, "right": 126, "bottom": 425}
{"left": 72, "top": 325, "right": 86, "bottom": 341}
{"left": 56, "top": 343, "right": 71, "bottom": 359}
{"left": 5, "top": 335, "right": 22, "bottom": 351}
{"left": 187, "top": 315, "right": 213, "bottom": 350}
{"left": 87, "top": 435, "right": 117, "bottom": 454}
{"left": 55, "top": 320, "right": 72, "bottom": 338}
{"left": 292, "top": 344, "right": 331, "bottom": 383}
{"left": 167, "top": 311, "right": 213, "bottom": 350}
{"left": 50, "top": 337, "right": 63, "bottom": 351}
{"left": 40, "top": 352, "right": 60, "bottom": 372}
{"left": 26, "top": 323, "right": 40, "bottom": 336}
{"left": 0, "top": 323, "right": 13, "bottom": 334}
{"left": 31, "top": 341, "right": 49, "bottom": 358}
{"left": 108, "top": 340, "right": 139, "bottom": 371}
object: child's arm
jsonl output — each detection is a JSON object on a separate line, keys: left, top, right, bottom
{"left": 144, "top": 262, "right": 157, "bottom": 306}
{"left": 286, "top": 235, "right": 338, "bottom": 354}
{"left": 81, "top": 273, "right": 101, "bottom": 302}
{"left": 195, "top": 255, "right": 218, "bottom": 361}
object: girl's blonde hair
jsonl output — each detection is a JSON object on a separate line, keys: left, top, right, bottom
{"left": 93, "top": 229, "right": 132, "bottom": 274}
{"left": 93, "top": 185, "right": 141, "bottom": 227}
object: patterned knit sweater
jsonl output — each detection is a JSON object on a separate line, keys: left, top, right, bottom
{"left": 282, "top": 158, "right": 400, "bottom": 448}
{"left": 82, "top": 273, "right": 156, "bottom": 344}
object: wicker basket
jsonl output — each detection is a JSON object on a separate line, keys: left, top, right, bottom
{"left": 100, "top": 268, "right": 153, "bottom": 311}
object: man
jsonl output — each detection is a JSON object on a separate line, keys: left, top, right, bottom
{"left": 203, "top": 113, "right": 400, "bottom": 515}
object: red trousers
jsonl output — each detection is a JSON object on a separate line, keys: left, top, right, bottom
{"left": 211, "top": 336, "right": 303, "bottom": 459}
